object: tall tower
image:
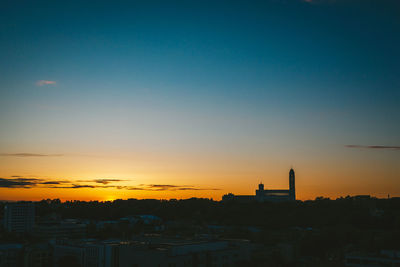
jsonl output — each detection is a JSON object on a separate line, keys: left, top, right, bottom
{"left": 289, "top": 168, "right": 295, "bottom": 201}
{"left": 256, "top": 182, "right": 265, "bottom": 201}
{"left": 258, "top": 183, "right": 264, "bottom": 191}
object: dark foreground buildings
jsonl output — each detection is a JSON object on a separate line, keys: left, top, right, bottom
{"left": 223, "top": 168, "right": 296, "bottom": 202}
{"left": 53, "top": 238, "right": 252, "bottom": 267}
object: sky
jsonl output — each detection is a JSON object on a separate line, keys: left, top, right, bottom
{"left": 0, "top": 0, "right": 399, "bottom": 201}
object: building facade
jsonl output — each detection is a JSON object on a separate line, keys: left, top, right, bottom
{"left": 4, "top": 202, "right": 35, "bottom": 233}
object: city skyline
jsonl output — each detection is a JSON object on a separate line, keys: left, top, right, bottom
{"left": 1, "top": 0, "right": 399, "bottom": 201}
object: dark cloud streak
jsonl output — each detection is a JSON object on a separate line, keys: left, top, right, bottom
{"left": 139, "top": 184, "right": 221, "bottom": 191}
{"left": 345, "top": 145, "right": 400, "bottom": 150}
{"left": 0, "top": 178, "right": 40, "bottom": 188}
{"left": 94, "top": 179, "right": 124, "bottom": 184}
{"left": 0, "top": 153, "right": 63, "bottom": 157}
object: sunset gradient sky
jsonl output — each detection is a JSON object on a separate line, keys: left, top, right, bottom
{"left": 0, "top": 0, "right": 399, "bottom": 201}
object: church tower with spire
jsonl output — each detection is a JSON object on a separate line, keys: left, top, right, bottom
{"left": 289, "top": 168, "right": 295, "bottom": 201}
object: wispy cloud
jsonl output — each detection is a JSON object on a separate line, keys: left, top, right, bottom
{"left": 71, "top": 184, "right": 96, "bottom": 189}
{"left": 76, "top": 179, "right": 125, "bottom": 185}
{"left": 0, "top": 153, "right": 63, "bottom": 157}
{"left": 176, "top": 187, "right": 212, "bottom": 191}
{"left": 118, "top": 186, "right": 146, "bottom": 191}
{"left": 41, "top": 181, "right": 70, "bottom": 185}
{"left": 84, "top": 184, "right": 220, "bottom": 191}
{"left": 93, "top": 179, "right": 124, "bottom": 184}
{"left": 136, "top": 184, "right": 221, "bottom": 191}
{"left": 36, "top": 80, "right": 56, "bottom": 86}
{"left": 146, "top": 184, "right": 180, "bottom": 190}
{"left": 345, "top": 145, "right": 400, "bottom": 151}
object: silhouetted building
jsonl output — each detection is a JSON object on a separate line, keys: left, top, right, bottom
{"left": 4, "top": 202, "right": 35, "bottom": 233}
{"left": 223, "top": 169, "right": 296, "bottom": 202}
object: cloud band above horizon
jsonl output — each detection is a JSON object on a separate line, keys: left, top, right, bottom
{"left": 0, "top": 177, "right": 220, "bottom": 191}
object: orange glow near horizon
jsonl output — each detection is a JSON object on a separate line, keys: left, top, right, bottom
{"left": 0, "top": 145, "right": 399, "bottom": 202}
{"left": 0, "top": 186, "right": 395, "bottom": 202}
{"left": 0, "top": 167, "right": 398, "bottom": 202}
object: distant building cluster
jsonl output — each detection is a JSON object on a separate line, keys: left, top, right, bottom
{"left": 223, "top": 168, "right": 296, "bottom": 202}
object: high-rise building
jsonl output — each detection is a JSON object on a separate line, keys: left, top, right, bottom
{"left": 4, "top": 202, "right": 35, "bottom": 233}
